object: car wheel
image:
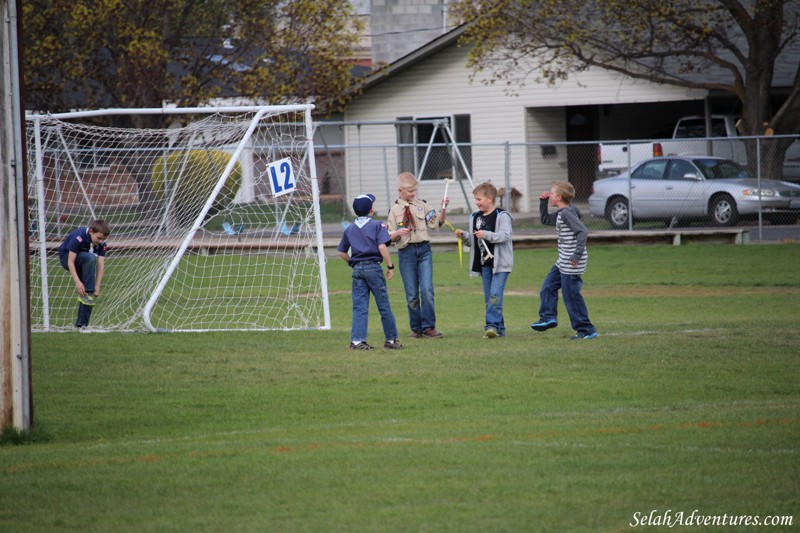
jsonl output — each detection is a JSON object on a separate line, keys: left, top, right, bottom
{"left": 709, "top": 194, "right": 739, "bottom": 226}
{"left": 605, "top": 196, "right": 630, "bottom": 229}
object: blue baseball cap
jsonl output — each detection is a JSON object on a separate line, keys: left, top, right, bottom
{"left": 352, "top": 194, "right": 376, "bottom": 216}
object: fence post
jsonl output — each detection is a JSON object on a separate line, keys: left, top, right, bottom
{"left": 382, "top": 146, "right": 390, "bottom": 215}
{"left": 756, "top": 137, "right": 763, "bottom": 241}
{"left": 626, "top": 140, "right": 633, "bottom": 231}
{"left": 504, "top": 142, "right": 511, "bottom": 211}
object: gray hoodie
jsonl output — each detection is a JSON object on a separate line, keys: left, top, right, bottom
{"left": 463, "top": 209, "right": 514, "bottom": 276}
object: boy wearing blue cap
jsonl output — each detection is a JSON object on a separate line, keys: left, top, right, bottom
{"left": 338, "top": 194, "right": 403, "bottom": 350}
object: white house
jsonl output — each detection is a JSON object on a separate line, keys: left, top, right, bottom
{"left": 341, "top": 23, "right": 794, "bottom": 213}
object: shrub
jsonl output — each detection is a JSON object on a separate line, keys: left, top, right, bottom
{"left": 151, "top": 149, "right": 243, "bottom": 226}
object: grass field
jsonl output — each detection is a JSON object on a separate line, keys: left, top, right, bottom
{"left": 3, "top": 244, "right": 799, "bottom": 532}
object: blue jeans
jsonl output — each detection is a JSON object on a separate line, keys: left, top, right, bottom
{"left": 538, "top": 264, "right": 596, "bottom": 335}
{"left": 61, "top": 252, "right": 97, "bottom": 327}
{"left": 61, "top": 252, "right": 98, "bottom": 293}
{"left": 481, "top": 266, "right": 508, "bottom": 335}
{"left": 397, "top": 242, "right": 436, "bottom": 332}
{"left": 351, "top": 261, "right": 399, "bottom": 343}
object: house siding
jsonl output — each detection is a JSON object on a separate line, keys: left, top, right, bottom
{"left": 525, "top": 108, "right": 567, "bottom": 207}
{"left": 344, "top": 43, "right": 708, "bottom": 214}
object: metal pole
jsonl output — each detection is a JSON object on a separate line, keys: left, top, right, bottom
{"left": 304, "top": 106, "right": 331, "bottom": 330}
{"left": 33, "top": 118, "right": 50, "bottom": 330}
{"left": 4, "top": 0, "right": 32, "bottom": 430}
{"left": 382, "top": 146, "right": 390, "bottom": 214}
{"left": 627, "top": 140, "right": 633, "bottom": 231}
{"left": 756, "top": 137, "right": 763, "bottom": 241}
{"left": 504, "top": 142, "right": 511, "bottom": 211}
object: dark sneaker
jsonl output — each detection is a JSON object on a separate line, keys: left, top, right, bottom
{"left": 349, "top": 342, "right": 374, "bottom": 350}
{"left": 410, "top": 331, "right": 424, "bottom": 339}
{"left": 422, "top": 328, "right": 443, "bottom": 339}
{"left": 569, "top": 332, "right": 598, "bottom": 341}
{"left": 531, "top": 319, "right": 557, "bottom": 331}
{"left": 483, "top": 327, "right": 498, "bottom": 339}
{"left": 77, "top": 294, "right": 96, "bottom": 306}
{"left": 384, "top": 340, "right": 404, "bottom": 350}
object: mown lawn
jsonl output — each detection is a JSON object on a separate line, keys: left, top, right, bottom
{"left": 2, "top": 244, "right": 799, "bottom": 532}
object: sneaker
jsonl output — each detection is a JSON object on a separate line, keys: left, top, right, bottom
{"left": 531, "top": 319, "right": 557, "bottom": 331}
{"left": 410, "top": 331, "right": 424, "bottom": 339}
{"left": 384, "top": 340, "right": 404, "bottom": 350}
{"left": 422, "top": 328, "right": 443, "bottom": 339}
{"left": 349, "top": 342, "right": 374, "bottom": 350}
{"left": 77, "top": 294, "right": 96, "bottom": 306}
{"left": 483, "top": 327, "right": 498, "bottom": 339}
{"left": 569, "top": 332, "right": 598, "bottom": 341}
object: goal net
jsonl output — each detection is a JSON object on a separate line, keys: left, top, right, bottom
{"left": 26, "top": 106, "right": 330, "bottom": 332}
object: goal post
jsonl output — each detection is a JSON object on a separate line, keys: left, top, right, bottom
{"left": 26, "top": 106, "right": 331, "bottom": 333}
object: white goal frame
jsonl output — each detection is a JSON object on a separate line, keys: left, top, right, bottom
{"left": 26, "top": 105, "right": 331, "bottom": 333}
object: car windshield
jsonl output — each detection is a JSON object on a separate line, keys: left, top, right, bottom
{"left": 692, "top": 158, "right": 753, "bottom": 180}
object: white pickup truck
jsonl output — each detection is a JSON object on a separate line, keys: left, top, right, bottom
{"left": 597, "top": 115, "right": 800, "bottom": 182}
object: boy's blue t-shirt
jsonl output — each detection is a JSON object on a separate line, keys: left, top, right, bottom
{"left": 337, "top": 217, "right": 391, "bottom": 265}
{"left": 58, "top": 227, "right": 108, "bottom": 263}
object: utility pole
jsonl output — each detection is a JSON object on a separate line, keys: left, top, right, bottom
{"left": 1, "top": 0, "right": 33, "bottom": 432}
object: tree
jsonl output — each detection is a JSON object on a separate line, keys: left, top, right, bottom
{"left": 451, "top": 0, "right": 800, "bottom": 176}
{"left": 22, "top": 0, "right": 364, "bottom": 126}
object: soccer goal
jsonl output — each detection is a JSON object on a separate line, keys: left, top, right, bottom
{"left": 26, "top": 106, "right": 331, "bottom": 332}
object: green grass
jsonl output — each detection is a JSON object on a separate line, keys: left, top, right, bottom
{"left": 3, "top": 244, "right": 800, "bottom": 532}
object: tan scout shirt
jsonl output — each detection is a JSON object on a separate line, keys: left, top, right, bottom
{"left": 387, "top": 198, "right": 442, "bottom": 250}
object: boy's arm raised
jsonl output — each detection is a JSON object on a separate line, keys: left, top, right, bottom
{"left": 539, "top": 193, "right": 557, "bottom": 226}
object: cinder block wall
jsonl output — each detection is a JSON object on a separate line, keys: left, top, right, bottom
{"left": 370, "top": 0, "right": 448, "bottom": 65}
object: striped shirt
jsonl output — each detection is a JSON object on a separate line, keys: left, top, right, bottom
{"left": 540, "top": 200, "right": 588, "bottom": 275}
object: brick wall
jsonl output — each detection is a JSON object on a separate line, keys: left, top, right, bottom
{"left": 43, "top": 166, "right": 140, "bottom": 210}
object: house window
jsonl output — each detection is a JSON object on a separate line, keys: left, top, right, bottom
{"left": 397, "top": 116, "right": 415, "bottom": 176}
{"left": 396, "top": 115, "right": 472, "bottom": 181}
{"left": 453, "top": 114, "right": 472, "bottom": 183}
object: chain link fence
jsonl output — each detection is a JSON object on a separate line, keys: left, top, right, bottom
{"left": 25, "top": 116, "right": 800, "bottom": 236}
{"left": 315, "top": 120, "right": 800, "bottom": 232}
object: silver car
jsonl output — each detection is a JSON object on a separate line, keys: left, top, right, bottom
{"left": 589, "top": 156, "right": 800, "bottom": 228}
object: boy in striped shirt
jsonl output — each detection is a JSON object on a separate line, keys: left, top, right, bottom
{"left": 531, "top": 181, "right": 598, "bottom": 340}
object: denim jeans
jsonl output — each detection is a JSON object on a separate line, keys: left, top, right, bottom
{"left": 61, "top": 252, "right": 98, "bottom": 293}
{"left": 351, "top": 261, "right": 399, "bottom": 343}
{"left": 538, "top": 264, "right": 596, "bottom": 335}
{"left": 61, "top": 252, "right": 97, "bottom": 327}
{"left": 397, "top": 242, "right": 436, "bottom": 332}
{"left": 481, "top": 266, "right": 508, "bottom": 335}
{"left": 75, "top": 302, "right": 93, "bottom": 327}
